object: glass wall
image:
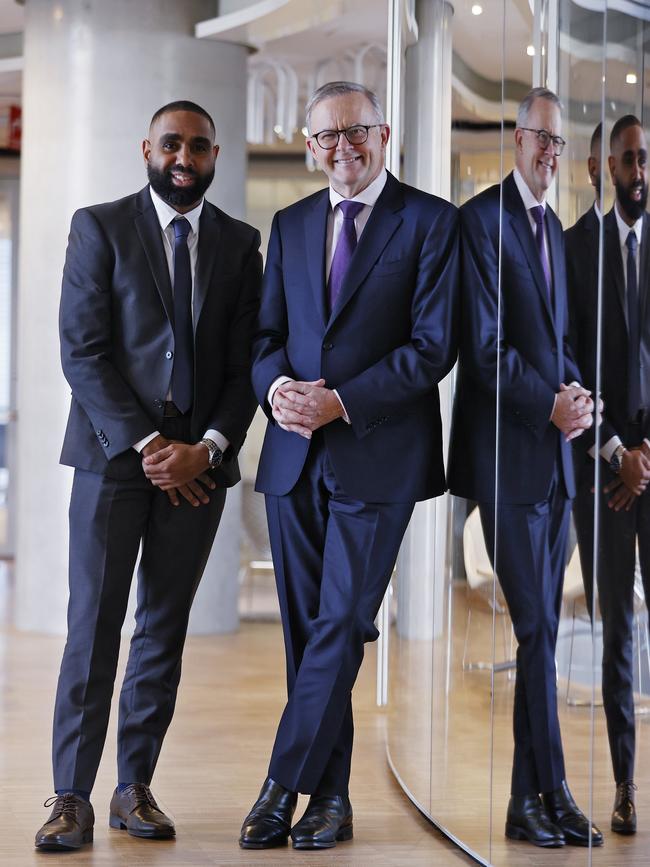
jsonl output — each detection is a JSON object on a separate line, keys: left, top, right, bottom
{"left": 387, "top": 1, "right": 650, "bottom": 864}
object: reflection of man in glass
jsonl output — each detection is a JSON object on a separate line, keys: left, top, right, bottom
{"left": 567, "top": 114, "right": 650, "bottom": 836}
{"left": 449, "top": 87, "right": 602, "bottom": 848}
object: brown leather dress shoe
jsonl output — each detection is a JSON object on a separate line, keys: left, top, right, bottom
{"left": 109, "top": 784, "right": 175, "bottom": 838}
{"left": 291, "top": 794, "right": 353, "bottom": 849}
{"left": 612, "top": 781, "right": 637, "bottom": 834}
{"left": 35, "top": 793, "right": 94, "bottom": 850}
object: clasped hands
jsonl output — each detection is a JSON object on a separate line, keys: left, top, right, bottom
{"left": 141, "top": 434, "right": 214, "bottom": 507}
{"left": 603, "top": 441, "right": 650, "bottom": 512}
{"left": 272, "top": 378, "right": 344, "bottom": 438}
{"left": 551, "top": 382, "right": 598, "bottom": 442}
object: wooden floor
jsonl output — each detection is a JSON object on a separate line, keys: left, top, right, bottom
{"left": 4, "top": 607, "right": 650, "bottom": 866}
{"left": 0, "top": 621, "right": 468, "bottom": 866}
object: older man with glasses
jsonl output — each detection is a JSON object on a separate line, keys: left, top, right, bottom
{"left": 239, "top": 80, "right": 459, "bottom": 850}
{"left": 449, "top": 87, "right": 603, "bottom": 849}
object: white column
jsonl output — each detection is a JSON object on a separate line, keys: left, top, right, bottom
{"left": 15, "top": 0, "right": 248, "bottom": 634}
{"left": 396, "top": 0, "right": 454, "bottom": 641}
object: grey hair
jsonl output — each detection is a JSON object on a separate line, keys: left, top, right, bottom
{"left": 516, "top": 87, "right": 562, "bottom": 128}
{"left": 305, "top": 81, "right": 384, "bottom": 132}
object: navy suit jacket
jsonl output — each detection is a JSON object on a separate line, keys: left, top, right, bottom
{"left": 252, "top": 171, "right": 459, "bottom": 503}
{"left": 59, "top": 186, "right": 262, "bottom": 485}
{"left": 448, "top": 171, "right": 581, "bottom": 504}
{"left": 566, "top": 206, "right": 650, "bottom": 458}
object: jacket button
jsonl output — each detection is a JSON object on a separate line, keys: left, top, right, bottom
{"left": 322, "top": 342, "right": 333, "bottom": 351}
{"left": 154, "top": 399, "right": 164, "bottom": 408}
{"left": 165, "top": 350, "right": 173, "bottom": 359}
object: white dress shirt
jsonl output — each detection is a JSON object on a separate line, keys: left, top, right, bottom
{"left": 267, "top": 169, "right": 389, "bottom": 423}
{"left": 133, "top": 186, "right": 229, "bottom": 455}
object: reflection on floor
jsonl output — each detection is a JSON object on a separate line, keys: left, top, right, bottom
{"left": 0, "top": 621, "right": 467, "bottom": 866}
{"left": 388, "top": 580, "right": 650, "bottom": 866}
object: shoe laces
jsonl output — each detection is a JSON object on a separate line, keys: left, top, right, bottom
{"left": 124, "top": 783, "right": 159, "bottom": 810}
{"left": 618, "top": 781, "right": 637, "bottom": 800}
{"left": 43, "top": 793, "right": 80, "bottom": 820}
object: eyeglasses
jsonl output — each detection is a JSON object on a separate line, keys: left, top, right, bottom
{"left": 310, "top": 124, "right": 385, "bottom": 150}
{"left": 518, "top": 127, "right": 566, "bottom": 156}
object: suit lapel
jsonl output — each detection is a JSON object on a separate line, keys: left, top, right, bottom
{"left": 503, "top": 173, "right": 554, "bottom": 327}
{"left": 545, "top": 207, "right": 564, "bottom": 334}
{"left": 194, "top": 201, "right": 222, "bottom": 328}
{"left": 328, "top": 172, "right": 404, "bottom": 329}
{"left": 604, "top": 209, "right": 627, "bottom": 329}
{"left": 134, "top": 188, "right": 175, "bottom": 324}
{"left": 303, "top": 190, "right": 330, "bottom": 329}
{"left": 640, "top": 212, "right": 650, "bottom": 326}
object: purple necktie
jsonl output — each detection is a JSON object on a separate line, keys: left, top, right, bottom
{"left": 328, "top": 200, "right": 365, "bottom": 312}
{"left": 530, "top": 205, "right": 552, "bottom": 303}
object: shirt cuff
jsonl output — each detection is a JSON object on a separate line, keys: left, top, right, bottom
{"left": 333, "top": 389, "right": 350, "bottom": 424}
{"left": 133, "top": 431, "right": 160, "bottom": 453}
{"left": 203, "top": 429, "right": 230, "bottom": 454}
{"left": 268, "top": 376, "right": 292, "bottom": 409}
{"left": 588, "top": 434, "right": 622, "bottom": 462}
{"left": 645, "top": 438, "right": 650, "bottom": 450}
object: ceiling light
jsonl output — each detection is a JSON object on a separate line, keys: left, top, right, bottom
{"left": 626, "top": 73, "right": 637, "bottom": 84}
{"left": 471, "top": 4, "right": 483, "bottom": 14}
{"left": 526, "top": 45, "right": 535, "bottom": 57}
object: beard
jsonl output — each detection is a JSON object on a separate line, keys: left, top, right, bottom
{"left": 615, "top": 177, "right": 648, "bottom": 222}
{"left": 147, "top": 163, "right": 215, "bottom": 208}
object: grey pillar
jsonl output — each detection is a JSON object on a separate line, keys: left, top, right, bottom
{"left": 396, "top": 0, "right": 454, "bottom": 641}
{"left": 14, "top": 0, "right": 248, "bottom": 634}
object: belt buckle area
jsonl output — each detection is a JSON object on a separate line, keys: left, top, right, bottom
{"left": 163, "top": 401, "right": 182, "bottom": 418}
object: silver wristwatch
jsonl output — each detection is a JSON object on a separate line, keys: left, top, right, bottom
{"left": 609, "top": 444, "right": 626, "bottom": 475}
{"left": 200, "top": 437, "right": 223, "bottom": 469}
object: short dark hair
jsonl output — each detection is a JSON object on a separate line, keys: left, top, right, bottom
{"left": 149, "top": 100, "right": 215, "bottom": 138}
{"left": 610, "top": 114, "right": 641, "bottom": 150}
{"left": 590, "top": 121, "right": 602, "bottom": 155}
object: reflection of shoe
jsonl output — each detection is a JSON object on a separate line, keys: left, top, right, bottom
{"left": 34, "top": 793, "right": 94, "bottom": 850}
{"left": 239, "top": 777, "right": 297, "bottom": 849}
{"left": 611, "top": 780, "right": 637, "bottom": 835}
{"left": 108, "top": 784, "right": 175, "bottom": 838}
{"left": 542, "top": 780, "right": 603, "bottom": 847}
{"left": 505, "top": 794, "right": 565, "bottom": 847}
{"left": 291, "top": 794, "right": 353, "bottom": 849}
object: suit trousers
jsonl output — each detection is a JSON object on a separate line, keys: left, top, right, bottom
{"left": 479, "top": 470, "right": 570, "bottom": 796}
{"left": 52, "top": 415, "right": 226, "bottom": 792}
{"left": 265, "top": 434, "right": 414, "bottom": 795}
{"left": 573, "top": 457, "right": 650, "bottom": 784}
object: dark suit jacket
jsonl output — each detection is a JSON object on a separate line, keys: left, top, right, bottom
{"left": 251, "top": 171, "right": 459, "bottom": 503}
{"left": 566, "top": 206, "right": 650, "bottom": 460}
{"left": 59, "top": 186, "right": 262, "bottom": 485}
{"left": 448, "top": 171, "right": 581, "bottom": 504}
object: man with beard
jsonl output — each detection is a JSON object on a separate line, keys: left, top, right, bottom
{"left": 34, "top": 101, "right": 261, "bottom": 850}
{"left": 567, "top": 114, "right": 650, "bottom": 835}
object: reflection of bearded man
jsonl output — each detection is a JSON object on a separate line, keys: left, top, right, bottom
{"left": 616, "top": 175, "right": 648, "bottom": 222}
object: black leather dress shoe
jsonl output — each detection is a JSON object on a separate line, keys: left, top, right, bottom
{"left": 612, "top": 780, "right": 637, "bottom": 834}
{"left": 291, "top": 794, "right": 353, "bottom": 849}
{"left": 35, "top": 794, "right": 94, "bottom": 850}
{"left": 109, "top": 784, "right": 175, "bottom": 838}
{"left": 505, "top": 793, "right": 565, "bottom": 847}
{"left": 239, "top": 777, "right": 298, "bottom": 849}
{"left": 542, "top": 780, "right": 603, "bottom": 847}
